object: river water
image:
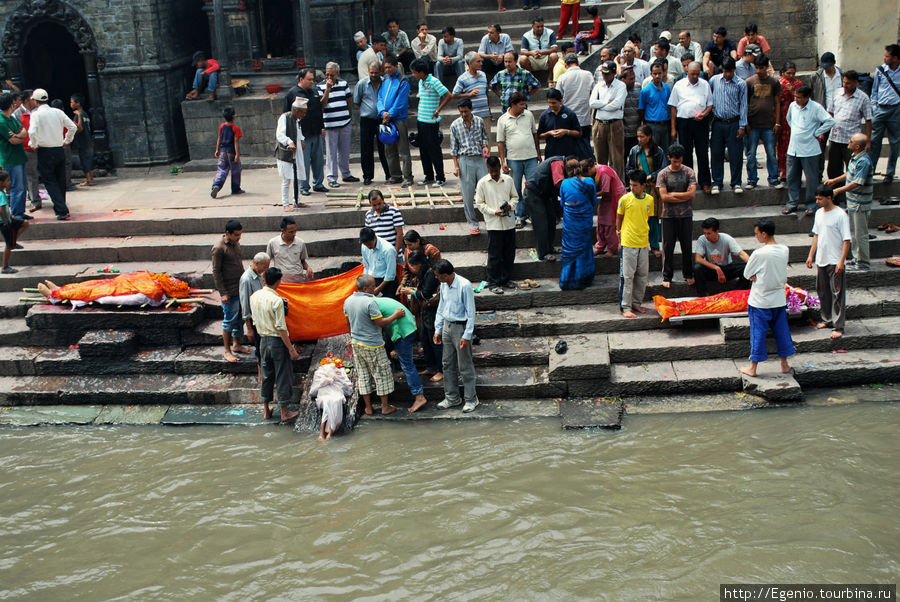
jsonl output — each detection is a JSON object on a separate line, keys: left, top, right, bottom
{"left": 1, "top": 403, "right": 897, "bottom": 601}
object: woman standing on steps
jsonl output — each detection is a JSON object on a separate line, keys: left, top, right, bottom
{"left": 777, "top": 61, "right": 802, "bottom": 183}
{"left": 398, "top": 251, "right": 444, "bottom": 383}
{"left": 626, "top": 125, "right": 668, "bottom": 258}
{"left": 559, "top": 158, "right": 598, "bottom": 289}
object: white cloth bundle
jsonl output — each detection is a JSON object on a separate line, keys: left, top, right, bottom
{"left": 309, "top": 363, "right": 353, "bottom": 434}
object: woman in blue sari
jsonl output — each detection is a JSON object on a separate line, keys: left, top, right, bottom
{"left": 559, "top": 158, "right": 598, "bottom": 290}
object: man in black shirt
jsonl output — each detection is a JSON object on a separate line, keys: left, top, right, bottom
{"left": 537, "top": 89, "right": 581, "bottom": 158}
{"left": 283, "top": 69, "right": 327, "bottom": 195}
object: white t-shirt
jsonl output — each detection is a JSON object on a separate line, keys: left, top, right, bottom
{"left": 695, "top": 232, "right": 742, "bottom": 266}
{"left": 744, "top": 243, "right": 789, "bottom": 308}
{"left": 812, "top": 206, "right": 851, "bottom": 267}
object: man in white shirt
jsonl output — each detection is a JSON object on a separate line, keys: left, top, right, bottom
{"left": 274, "top": 98, "right": 307, "bottom": 209}
{"left": 740, "top": 219, "right": 794, "bottom": 377}
{"left": 590, "top": 60, "right": 627, "bottom": 179}
{"left": 671, "top": 30, "right": 704, "bottom": 64}
{"left": 26, "top": 88, "right": 75, "bottom": 220}
{"left": 556, "top": 53, "right": 594, "bottom": 141}
{"left": 668, "top": 62, "right": 713, "bottom": 192}
{"left": 805, "top": 185, "right": 851, "bottom": 339}
{"left": 616, "top": 41, "right": 650, "bottom": 84}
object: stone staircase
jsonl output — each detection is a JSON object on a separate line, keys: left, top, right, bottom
{"left": 1, "top": 183, "right": 899, "bottom": 421}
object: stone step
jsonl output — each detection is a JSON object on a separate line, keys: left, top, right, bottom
{"left": 18, "top": 186, "right": 832, "bottom": 243}
{"left": 608, "top": 317, "right": 900, "bottom": 363}
{"left": 792, "top": 348, "right": 900, "bottom": 389}
{"left": 427, "top": 2, "right": 631, "bottom": 29}
{"left": 358, "top": 398, "right": 560, "bottom": 421}
{"left": 387, "top": 364, "right": 565, "bottom": 403}
{"left": 77, "top": 329, "right": 137, "bottom": 358}
{"left": 0, "top": 373, "right": 260, "bottom": 406}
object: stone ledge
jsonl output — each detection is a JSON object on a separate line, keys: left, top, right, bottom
{"left": 741, "top": 372, "right": 803, "bottom": 402}
{"left": 548, "top": 334, "right": 610, "bottom": 381}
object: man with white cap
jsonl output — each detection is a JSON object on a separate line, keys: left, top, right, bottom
{"left": 275, "top": 97, "right": 308, "bottom": 210}
{"left": 735, "top": 44, "right": 759, "bottom": 81}
{"left": 26, "top": 88, "right": 76, "bottom": 220}
{"left": 354, "top": 31, "right": 370, "bottom": 62}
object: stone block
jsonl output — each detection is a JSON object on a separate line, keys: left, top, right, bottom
{"left": 174, "top": 346, "right": 260, "bottom": 375}
{"left": 471, "top": 337, "right": 548, "bottom": 367}
{"left": 672, "top": 359, "right": 742, "bottom": 392}
{"left": 25, "top": 304, "right": 204, "bottom": 332}
{"left": 57, "top": 373, "right": 245, "bottom": 405}
{"left": 559, "top": 398, "right": 623, "bottom": 429}
{"left": 0, "top": 376, "right": 66, "bottom": 405}
{"left": 720, "top": 317, "right": 751, "bottom": 340}
{"left": 34, "top": 347, "right": 180, "bottom": 376}
{"left": 473, "top": 310, "right": 521, "bottom": 338}
{"left": 623, "top": 392, "right": 771, "bottom": 415}
{"left": 135, "top": 328, "right": 185, "bottom": 347}
{"left": 608, "top": 328, "right": 725, "bottom": 362}
{"left": 0, "top": 405, "right": 102, "bottom": 426}
{"left": 94, "top": 405, "right": 170, "bottom": 425}
{"left": 0, "top": 347, "right": 39, "bottom": 376}
{"left": 610, "top": 361, "right": 677, "bottom": 395}
{"left": 741, "top": 372, "right": 803, "bottom": 402}
{"left": 844, "top": 289, "right": 883, "bottom": 319}
{"left": 548, "top": 333, "right": 610, "bottom": 381}
{"left": 793, "top": 350, "right": 900, "bottom": 389}
{"left": 161, "top": 404, "right": 277, "bottom": 425}
{"left": 182, "top": 319, "right": 224, "bottom": 346}
{"left": 78, "top": 330, "right": 137, "bottom": 358}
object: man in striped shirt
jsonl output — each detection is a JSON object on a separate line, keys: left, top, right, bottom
{"left": 411, "top": 58, "right": 451, "bottom": 186}
{"left": 453, "top": 52, "right": 492, "bottom": 145}
{"left": 450, "top": 98, "right": 489, "bottom": 234}
{"left": 364, "top": 189, "right": 405, "bottom": 254}
{"left": 318, "top": 62, "right": 359, "bottom": 187}
{"left": 709, "top": 57, "right": 748, "bottom": 194}
{"left": 826, "top": 71, "right": 872, "bottom": 203}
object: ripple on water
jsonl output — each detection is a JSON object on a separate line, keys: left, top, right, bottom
{"left": 0, "top": 404, "right": 897, "bottom": 600}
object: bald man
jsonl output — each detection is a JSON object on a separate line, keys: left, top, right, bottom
{"left": 825, "top": 133, "right": 874, "bottom": 272}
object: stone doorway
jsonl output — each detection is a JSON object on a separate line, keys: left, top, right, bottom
{"left": 260, "top": 0, "right": 296, "bottom": 58}
{"left": 22, "top": 21, "right": 89, "bottom": 108}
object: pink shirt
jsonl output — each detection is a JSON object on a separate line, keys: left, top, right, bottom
{"left": 595, "top": 164, "right": 626, "bottom": 225}
{"left": 737, "top": 35, "right": 770, "bottom": 56}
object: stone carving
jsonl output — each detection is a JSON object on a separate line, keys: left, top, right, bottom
{"left": 2, "top": 0, "right": 98, "bottom": 56}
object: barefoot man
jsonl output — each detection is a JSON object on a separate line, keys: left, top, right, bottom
{"left": 250, "top": 267, "right": 300, "bottom": 422}
{"left": 740, "top": 219, "right": 794, "bottom": 377}
{"left": 212, "top": 219, "right": 251, "bottom": 362}
{"left": 343, "top": 274, "right": 405, "bottom": 416}
{"left": 805, "top": 185, "right": 851, "bottom": 339}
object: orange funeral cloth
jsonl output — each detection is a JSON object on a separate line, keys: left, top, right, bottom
{"left": 50, "top": 272, "right": 191, "bottom": 303}
{"left": 278, "top": 264, "right": 364, "bottom": 341}
{"left": 653, "top": 289, "right": 750, "bottom": 322}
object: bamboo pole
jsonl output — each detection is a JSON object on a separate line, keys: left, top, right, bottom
{"left": 325, "top": 190, "right": 460, "bottom": 198}
{"left": 440, "top": 186, "right": 454, "bottom": 206}
{"left": 21, "top": 287, "right": 40, "bottom": 293}
{"left": 408, "top": 186, "right": 416, "bottom": 208}
{"left": 425, "top": 186, "right": 434, "bottom": 208}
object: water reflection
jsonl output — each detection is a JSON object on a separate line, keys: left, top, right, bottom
{"left": 0, "top": 404, "right": 897, "bottom": 600}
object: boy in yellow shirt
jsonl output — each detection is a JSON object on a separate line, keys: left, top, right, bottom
{"left": 616, "top": 170, "right": 654, "bottom": 318}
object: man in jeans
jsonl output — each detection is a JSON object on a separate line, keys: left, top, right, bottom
{"left": 377, "top": 55, "right": 413, "bottom": 187}
{"left": 497, "top": 92, "right": 540, "bottom": 228}
{"left": 744, "top": 55, "right": 782, "bottom": 190}
{"left": 433, "top": 259, "right": 479, "bottom": 413}
{"left": 783, "top": 85, "right": 834, "bottom": 215}
{"left": 211, "top": 220, "right": 250, "bottom": 363}
{"left": 869, "top": 44, "right": 900, "bottom": 184}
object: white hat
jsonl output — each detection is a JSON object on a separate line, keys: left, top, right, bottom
{"left": 291, "top": 97, "right": 308, "bottom": 110}
{"left": 32, "top": 88, "right": 49, "bottom": 102}
{"left": 660, "top": 31, "right": 672, "bottom": 41}
{"left": 353, "top": 31, "right": 366, "bottom": 42}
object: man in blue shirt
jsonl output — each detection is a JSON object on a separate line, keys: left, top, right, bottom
{"left": 353, "top": 62, "right": 391, "bottom": 186}
{"left": 784, "top": 85, "right": 834, "bottom": 214}
{"left": 869, "top": 44, "right": 900, "bottom": 184}
{"left": 377, "top": 55, "right": 413, "bottom": 187}
{"left": 709, "top": 57, "right": 748, "bottom": 194}
{"left": 432, "top": 259, "right": 479, "bottom": 413}
{"left": 638, "top": 60, "right": 672, "bottom": 151}
{"left": 359, "top": 226, "right": 398, "bottom": 299}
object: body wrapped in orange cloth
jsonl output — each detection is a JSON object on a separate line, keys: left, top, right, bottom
{"left": 653, "top": 285, "right": 810, "bottom": 322}
{"left": 40, "top": 272, "right": 191, "bottom": 306}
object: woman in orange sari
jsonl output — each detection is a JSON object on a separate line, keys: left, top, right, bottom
{"left": 776, "top": 61, "right": 801, "bottom": 182}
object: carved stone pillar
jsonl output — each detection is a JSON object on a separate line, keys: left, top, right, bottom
{"left": 296, "top": 0, "right": 314, "bottom": 67}
{"left": 212, "top": 0, "right": 234, "bottom": 100}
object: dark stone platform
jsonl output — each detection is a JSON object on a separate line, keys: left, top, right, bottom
{"left": 559, "top": 398, "right": 624, "bottom": 429}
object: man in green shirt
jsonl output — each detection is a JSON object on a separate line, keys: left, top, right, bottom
{"left": 374, "top": 293, "right": 428, "bottom": 413}
{"left": 0, "top": 93, "right": 29, "bottom": 220}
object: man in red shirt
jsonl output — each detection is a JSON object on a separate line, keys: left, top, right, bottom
{"left": 186, "top": 51, "right": 220, "bottom": 101}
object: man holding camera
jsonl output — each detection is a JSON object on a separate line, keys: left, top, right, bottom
{"left": 474, "top": 156, "right": 519, "bottom": 294}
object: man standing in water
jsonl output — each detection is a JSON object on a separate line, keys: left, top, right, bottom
{"left": 250, "top": 267, "right": 300, "bottom": 422}
{"left": 740, "top": 219, "right": 794, "bottom": 377}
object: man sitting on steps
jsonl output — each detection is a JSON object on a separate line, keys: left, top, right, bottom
{"left": 693, "top": 217, "right": 750, "bottom": 297}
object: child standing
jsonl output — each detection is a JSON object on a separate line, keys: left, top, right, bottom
{"left": 211, "top": 107, "right": 244, "bottom": 198}
{"left": 616, "top": 170, "right": 654, "bottom": 318}
{"left": 0, "top": 168, "right": 29, "bottom": 274}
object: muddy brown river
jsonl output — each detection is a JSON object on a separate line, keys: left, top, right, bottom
{"left": 1, "top": 402, "right": 897, "bottom": 600}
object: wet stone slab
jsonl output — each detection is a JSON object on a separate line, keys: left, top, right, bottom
{"left": 25, "top": 303, "right": 204, "bottom": 331}
{"left": 0, "top": 376, "right": 67, "bottom": 405}
{"left": 174, "top": 346, "right": 260, "bottom": 375}
{"left": 608, "top": 328, "right": 726, "bottom": 362}
{"left": 741, "top": 372, "right": 803, "bottom": 402}
{"left": 610, "top": 361, "right": 677, "bottom": 395}
{"left": 0, "top": 346, "right": 41, "bottom": 377}
{"left": 78, "top": 329, "right": 136, "bottom": 358}
{"left": 361, "top": 399, "right": 559, "bottom": 421}
{"left": 33, "top": 348, "right": 180, "bottom": 376}
{"left": 181, "top": 319, "right": 223, "bottom": 346}
{"left": 623, "top": 392, "right": 771, "bottom": 415}
{"left": 559, "top": 398, "right": 623, "bottom": 429}
{"left": 57, "top": 373, "right": 239, "bottom": 405}
{"left": 673, "top": 359, "right": 741, "bottom": 392}
{"left": 548, "top": 333, "right": 610, "bottom": 381}
{"left": 719, "top": 317, "right": 751, "bottom": 341}
{"left": 0, "top": 405, "right": 102, "bottom": 426}
{"left": 793, "top": 350, "right": 900, "bottom": 388}
{"left": 162, "top": 404, "right": 284, "bottom": 425}
{"left": 473, "top": 310, "right": 521, "bottom": 338}
{"left": 471, "top": 336, "right": 547, "bottom": 367}
{"left": 94, "top": 404, "right": 170, "bottom": 424}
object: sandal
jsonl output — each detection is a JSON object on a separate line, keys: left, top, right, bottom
{"left": 886, "top": 256, "right": 900, "bottom": 267}
{"left": 782, "top": 207, "right": 794, "bottom": 215}
{"left": 804, "top": 209, "right": 815, "bottom": 217}
{"left": 524, "top": 279, "right": 541, "bottom": 288}
{"left": 885, "top": 224, "right": 900, "bottom": 233}
{"left": 490, "top": 286, "right": 504, "bottom": 294}
{"left": 878, "top": 223, "right": 890, "bottom": 230}
{"left": 518, "top": 280, "right": 533, "bottom": 289}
